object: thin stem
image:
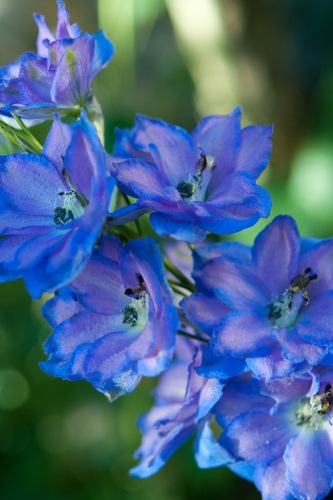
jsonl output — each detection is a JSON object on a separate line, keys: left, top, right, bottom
{"left": 11, "top": 114, "right": 43, "bottom": 154}
{"left": 164, "top": 257, "right": 195, "bottom": 293}
{"left": 177, "top": 329, "right": 209, "bottom": 343}
{"left": 169, "top": 281, "right": 188, "bottom": 297}
{"left": 0, "top": 118, "right": 42, "bottom": 154}
{"left": 107, "top": 223, "right": 139, "bottom": 241}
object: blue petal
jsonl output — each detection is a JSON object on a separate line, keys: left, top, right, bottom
{"left": 195, "top": 420, "right": 234, "bottom": 469}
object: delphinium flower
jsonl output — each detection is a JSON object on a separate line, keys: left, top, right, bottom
{"left": 0, "top": 110, "right": 112, "bottom": 298}
{"left": 0, "top": 0, "right": 114, "bottom": 126}
{"left": 109, "top": 107, "right": 273, "bottom": 243}
{"left": 183, "top": 215, "right": 333, "bottom": 380}
{"left": 40, "top": 236, "right": 178, "bottom": 401}
{"left": 217, "top": 368, "right": 333, "bottom": 499}
{"left": 130, "top": 337, "right": 231, "bottom": 478}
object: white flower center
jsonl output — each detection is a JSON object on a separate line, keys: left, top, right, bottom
{"left": 294, "top": 385, "right": 332, "bottom": 430}
{"left": 54, "top": 188, "right": 86, "bottom": 225}
{"left": 176, "top": 152, "right": 216, "bottom": 202}
{"left": 267, "top": 268, "right": 317, "bottom": 328}
{"left": 122, "top": 294, "right": 149, "bottom": 329}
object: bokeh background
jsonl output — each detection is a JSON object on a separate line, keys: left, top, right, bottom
{"left": 1, "top": 0, "right": 333, "bottom": 498}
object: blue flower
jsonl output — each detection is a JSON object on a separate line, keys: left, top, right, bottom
{"left": 188, "top": 215, "right": 333, "bottom": 380}
{"left": 0, "top": 0, "right": 114, "bottom": 121}
{"left": 0, "top": 110, "right": 112, "bottom": 298}
{"left": 40, "top": 236, "right": 178, "bottom": 401}
{"left": 130, "top": 337, "right": 231, "bottom": 478}
{"left": 217, "top": 368, "right": 333, "bottom": 500}
{"left": 109, "top": 108, "right": 272, "bottom": 243}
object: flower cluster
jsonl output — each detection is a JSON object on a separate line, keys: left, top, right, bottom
{"left": 1, "top": 3, "right": 333, "bottom": 499}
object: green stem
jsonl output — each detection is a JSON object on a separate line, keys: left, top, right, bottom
{"left": 0, "top": 118, "right": 42, "bottom": 154}
{"left": 177, "top": 329, "right": 209, "bottom": 343}
{"left": 164, "top": 257, "right": 195, "bottom": 293}
{"left": 10, "top": 114, "right": 43, "bottom": 154}
{"left": 168, "top": 281, "right": 188, "bottom": 297}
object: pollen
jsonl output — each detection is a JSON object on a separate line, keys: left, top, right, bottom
{"left": 267, "top": 268, "right": 317, "bottom": 328}
{"left": 294, "top": 385, "right": 332, "bottom": 430}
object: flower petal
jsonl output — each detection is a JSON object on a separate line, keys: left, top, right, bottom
{"left": 253, "top": 215, "right": 300, "bottom": 296}
{"left": 285, "top": 429, "right": 333, "bottom": 500}
{"left": 212, "top": 312, "right": 274, "bottom": 358}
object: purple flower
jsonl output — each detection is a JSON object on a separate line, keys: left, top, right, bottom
{"left": 109, "top": 108, "right": 272, "bottom": 243}
{"left": 130, "top": 337, "right": 231, "bottom": 478}
{"left": 40, "top": 236, "right": 178, "bottom": 401}
{"left": 187, "top": 215, "right": 333, "bottom": 380}
{"left": 0, "top": 0, "right": 114, "bottom": 121}
{"left": 0, "top": 110, "right": 112, "bottom": 298}
{"left": 217, "top": 368, "right": 333, "bottom": 500}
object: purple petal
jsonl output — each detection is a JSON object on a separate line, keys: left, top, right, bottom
{"left": 51, "top": 36, "right": 95, "bottom": 106}
{"left": 196, "top": 349, "right": 247, "bottom": 379}
{"left": 150, "top": 212, "right": 207, "bottom": 243}
{"left": 220, "top": 409, "right": 290, "bottom": 464}
{"left": 253, "top": 215, "right": 300, "bottom": 296}
{"left": 196, "top": 378, "right": 224, "bottom": 422}
{"left": 254, "top": 458, "right": 293, "bottom": 500}
{"left": 212, "top": 312, "right": 275, "bottom": 357}
{"left": 69, "top": 254, "right": 128, "bottom": 314}
{"left": 89, "top": 30, "right": 115, "bottom": 80}
{"left": 111, "top": 158, "right": 168, "bottom": 199}
{"left": 235, "top": 124, "right": 273, "bottom": 178}
{"left": 192, "top": 108, "right": 242, "bottom": 197}
{"left": 298, "top": 292, "right": 333, "bottom": 347}
{"left": 19, "top": 54, "right": 54, "bottom": 103}
{"left": 56, "top": 0, "right": 74, "bottom": 39}
{"left": 64, "top": 110, "right": 108, "bottom": 201}
{"left": 0, "top": 234, "right": 32, "bottom": 281}
{"left": 42, "top": 115, "right": 71, "bottom": 176}
{"left": 0, "top": 154, "right": 64, "bottom": 218}
{"left": 285, "top": 429, "right": 333, "bottom": 500}
{"left": 299, "top": 238, "right": 333, "bottom": 297}
{"left": 273, "top": 327, "right": 328, "bottom": 365}
{"left": 180, "top": 293, "right": 229, "bottom": 334}
{"left": 215, "top": 374, "right": 273, "bottom": 428}
{"left": 107, "top": 203, "right": 149, "bottom": 226}
{"left": 195, "top": 420, "right": 233, "bottom": 469}
{"left": 197, "top": 253, "right": 267, "bottom": 309}
{"left": 132, "top": 115, "right": 198, "bottom": 185}
{"left": 246, "top": 347, "right": 304, "bottom": 380}
{"left": 44, "top": 310, "right": 122, "bottom": 359}
{"left": 136, "top": 303, "right": 177, "bottom": 377}
{"left": 153, "top": 359, "right": 189, "bottom": 402}
{"left": 33, "top": 13, "right": 55, "bottom": 57}
{"left": 42, "top": 293, "right": 83, "bottom": 328}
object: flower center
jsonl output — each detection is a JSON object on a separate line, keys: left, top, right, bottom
{"left": 122, "top": 274, "right": 149, "bottom": 329}
{"left": 294, "top": 384, "right": 332, "bottom": 430}
{"left": 176, "top": 151, "right": 216, "bottom": 202}
{"left": 267, "top": 268, "right": 317, "bottom": 328}
{"left": 53, "top": 188, "right": 86, "bottom": 225}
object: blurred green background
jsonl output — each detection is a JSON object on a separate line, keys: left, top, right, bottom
{"left": 1, "top": 0, "right": 333, "bottom": 498}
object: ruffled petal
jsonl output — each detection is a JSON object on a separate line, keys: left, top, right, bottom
{"left": 285, "top": 429, "right": 333, "bottom": 500}
{"left": 131, "top": 114, "right": 198, "bottom": 185}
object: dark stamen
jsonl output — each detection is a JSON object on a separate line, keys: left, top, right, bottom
{"left": 53, "top": 206, "right": 74, "bottom": 225}
{"left": 177, "top": 180, "right": 196, "bottom": 199}
{"left": 122, "top": 305, "right": 138, "bottom": 326}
